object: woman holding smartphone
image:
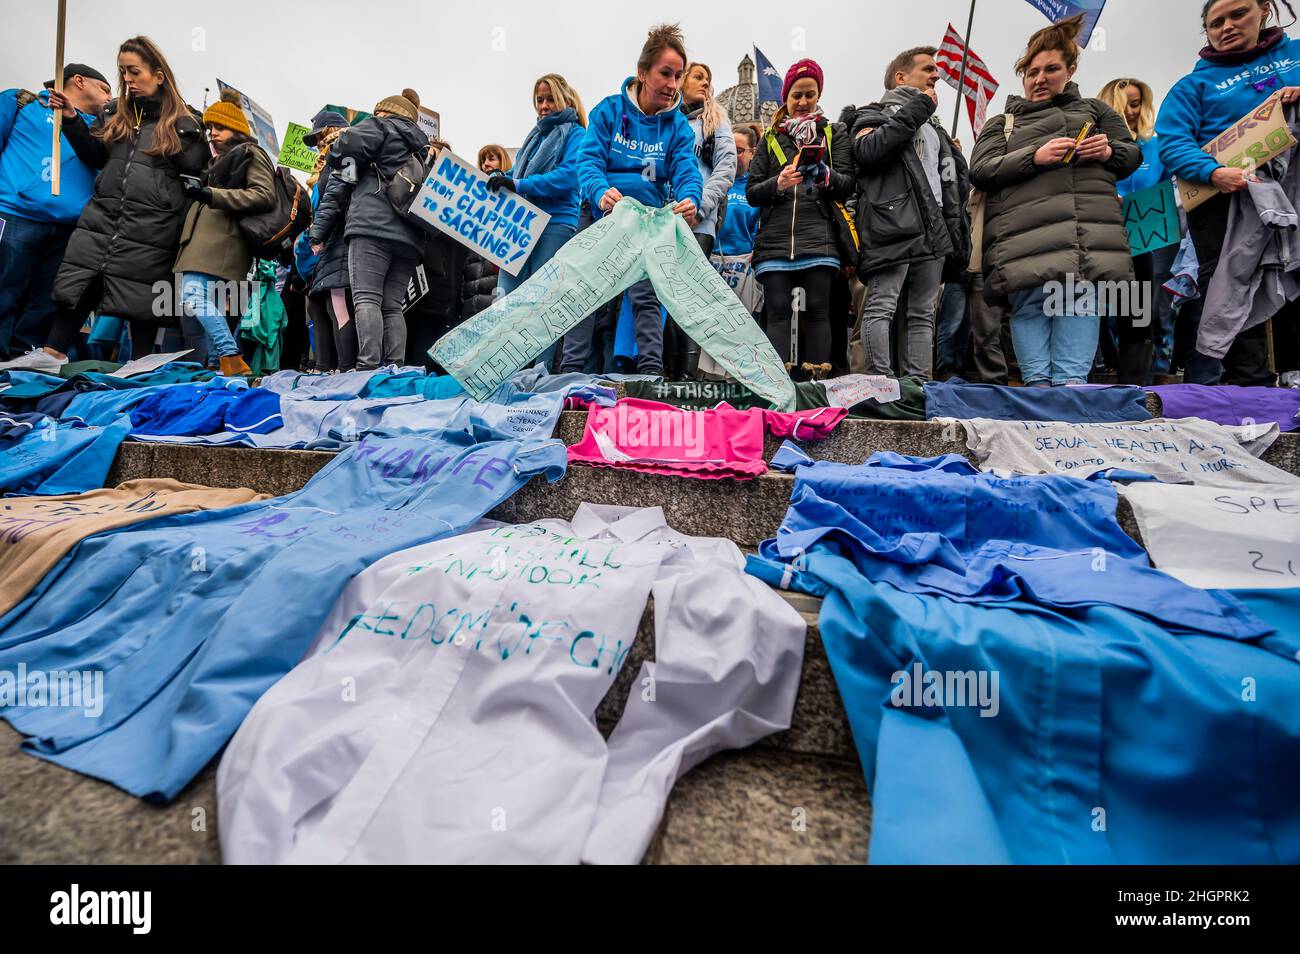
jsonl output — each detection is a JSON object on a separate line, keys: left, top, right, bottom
{"left": 747, "top": 58, "right": 854, "bottom": 374}
{"left": 971, "top": 15, "right": 1140, "bottom": 387}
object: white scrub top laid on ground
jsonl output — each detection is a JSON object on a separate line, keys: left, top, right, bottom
{"left": 217, "top": 503, "right": 806, "bottom": 864}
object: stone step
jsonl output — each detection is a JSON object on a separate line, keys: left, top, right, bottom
{"left": 0, "top": 596, "right": 869, "bottom": 865}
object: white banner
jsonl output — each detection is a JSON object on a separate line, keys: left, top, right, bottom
{"left": 1120, "top": 482, "right": 1300, "bottom": 589}
{"left": 409, "top": 151, "right": 551, "bottom": 276}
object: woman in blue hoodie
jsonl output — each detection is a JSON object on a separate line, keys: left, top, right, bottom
{"left": 1157, "top": 0, "right": 1300, "bottom": 385}
{"left": 563, "top": 23, "right": 704, "bottom": 376}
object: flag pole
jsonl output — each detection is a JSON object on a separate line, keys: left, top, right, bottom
{"left": 51, "top": 0, "right": 67, "bottom": 196}
{"left": 951, "top": 0, "right": 977, "bottom": 137}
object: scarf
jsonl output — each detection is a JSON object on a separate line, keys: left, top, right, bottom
{"left": 1198, "top": 26, "right": 1285, "bottom": 65}
{"left": 777, "top": 110, "right": 825, "bottom": 147}
{"left": 777, "top": 110, "right": 829, "bottom": 189}
{"left": 514, "top": 107, "right": 578, "bottom": 180}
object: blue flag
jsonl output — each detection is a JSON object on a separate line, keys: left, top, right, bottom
{"left": 1023, "top": 0, "right": 1108, "bottom": 47}
{"left": 754, "top": 45, "right": 783, "bottom": 108}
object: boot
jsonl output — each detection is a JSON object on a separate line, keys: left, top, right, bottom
{"left": 1116, "top": 341, "right": 1153, "bottom": 386}
{"left": 220, "top": 354, "right": 252, "bottom": 377}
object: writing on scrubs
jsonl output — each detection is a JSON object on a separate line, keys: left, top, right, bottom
{"left": 354, "top": 437, "right": 513, "bottom": 489}
{"left": 328, "top": 598, "right": 631, "bottom": 674}
{"left": 0, "top": 493, "right": 170, "bottom": 544}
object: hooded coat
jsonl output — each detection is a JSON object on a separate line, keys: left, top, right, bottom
{"left": 970, "top": 82, "right": 1141, "bottom": 300}
{"left": 326, "top": 113, "right": 428, "bottom": 256}
{"left": 746, "top": 114, "right": 855, "bottom": 266}
{"left": 850, "top": 86, "right": 970, "bottom": 279}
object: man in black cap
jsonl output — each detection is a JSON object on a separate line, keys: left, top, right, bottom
{"left": 0, "top": 64, "right": 112, "bottom": 359}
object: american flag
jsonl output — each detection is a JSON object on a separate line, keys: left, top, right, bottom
{"left": 934, "top": 24, "right": 1000, "bottom": 138}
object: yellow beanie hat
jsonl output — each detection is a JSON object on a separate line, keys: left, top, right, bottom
{"left": 373, "top": 87, "right": 420, "bottom": 122}
{"left": 203, "top": 88, "right": 251, "bottom": 135}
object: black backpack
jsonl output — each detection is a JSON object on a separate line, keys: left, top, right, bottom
{"left": 383, "top": 148, "right": 435, "bottom": 217}
{"left": 239, "top": 163, "right": 312, "bottom": 258}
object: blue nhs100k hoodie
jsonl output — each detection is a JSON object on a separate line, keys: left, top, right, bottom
{"left": 577, "top": 77, "right": 703, "bottom": 216}
{"left": 0, "top": 89, "right": 97, "bottom": 225}
{"left": 1156, "top": 30, "right": 1300, "bottom": 185}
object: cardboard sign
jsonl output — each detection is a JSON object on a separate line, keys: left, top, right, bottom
{"left": 278, "top": 122, "right": 318, "bottom": 174}
{"left": 1122, "top": 179, "right": 1181, "bottom": 256}
{"left": 1119, "top": 482, "right": 1300, "bottom": 589}
{"left": 410, "top": 151, "right": 551, "bottom": 276}
{"left": 216, "top": 79, "right": 280, "bottom": 159}
{"left": 416, "top": 107, "right": 441, "bottom": 142}
{"left": 1177, "top": 92, "right": 1296, "bottom": 212}
{"left": 401, "top": 263, "right": 429, "bottom": 313}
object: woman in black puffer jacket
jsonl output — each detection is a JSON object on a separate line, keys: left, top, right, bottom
{"left": 748, "top": 58, "right": 855, "bottom": 373}
{"left": 460, "top": 253, "right": 499, "bottom": 320}
{"left": 3, "top": 36, "right": 208, "bottom": 373}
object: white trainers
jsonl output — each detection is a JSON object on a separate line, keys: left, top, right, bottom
{"left": 0, "top": 348, "right": 68, "bottom": 374}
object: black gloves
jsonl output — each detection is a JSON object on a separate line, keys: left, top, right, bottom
{"left": 183, "top": 180, "right": 213, "bottom": 204}
{"left": 486, "top": 174, "right": 516, "bottom": 192}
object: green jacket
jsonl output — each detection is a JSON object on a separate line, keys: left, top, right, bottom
{"left": 970, "top": 83, "right": 1140, "bottom": 301}
{"left": 240, "top": 259, "right": 286, "bottom": 378}
{"left": 174, "top": 143, "right": 276, "bottom": 283}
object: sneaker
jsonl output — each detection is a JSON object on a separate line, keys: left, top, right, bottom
{"left": 0, "top": 348, "right": 68, "bottom": 374}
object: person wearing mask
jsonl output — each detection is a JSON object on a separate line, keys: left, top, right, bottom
{"left": 169, "top": 89, "right": 275, "bottom": 377}
{"left": 0, "top": 64, "right": 112, "bottom": 360}
{"left": 667, "top": 61, "right": 737, "bottom": 377}
{"left": 1096, "top": 77, "right": 1173, "bottom": 385}
{"left": 299, "top": 110, "right": 357, "bottom": 373}
{"left": 1157, "top": 0, "right": 1300, "bottom": 386}
{"left": 564, "top": 22, "right": 703, "bottom": 377}
{"left": 0, "top": 36, "right": 208, "bottom": 374}
{"left": 852, "top": 45, "right": 970, "bottom": 380}
{"left": 747, "top": 58, "right": 855, "bottom": 374}
{"left": 317, "top": 88, "right": 428, "bottom": 371}
{"left": 970, "top": 15, "right": 1140, "bottom": 388}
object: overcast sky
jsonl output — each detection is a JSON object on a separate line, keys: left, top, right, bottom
{"left": 1, "top": 0, "right": 1247, "bottom": 156}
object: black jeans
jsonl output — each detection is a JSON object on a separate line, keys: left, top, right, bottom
{"left": 759, "top": 266, "right": 834, "bottom": 366}
{"left": 307, "top": 289, "right": 359, "bottom": 371}
{"left": 347, "top": 236, "right": 419, "bottom": 370}
{"left": 45, "top": 275, "right": 171, "bottom": 361}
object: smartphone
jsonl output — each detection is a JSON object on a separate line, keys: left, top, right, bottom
{"left": 179, "top": 174, "right": 202, "bottom": 190}
{"left": 797, "top": 143, "right": 827, "bottom": 165}
{"left": 1062, "top": 121, "right": 1095, "bottom": 164}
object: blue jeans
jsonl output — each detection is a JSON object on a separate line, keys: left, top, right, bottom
{"left": 1008, "top": 285, "right": 1099, "bottom": 386}
{"left": 0, "top": 213, "right": 74, "bottom": 356}
{"left": 934, "top": 282, "right": 969, "bottom": 379}
{"left": 180, "top": 271, "right": 240, "bottom": 360}
{"left": 561, "top": 277, "right": 663, "bottom": 374}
